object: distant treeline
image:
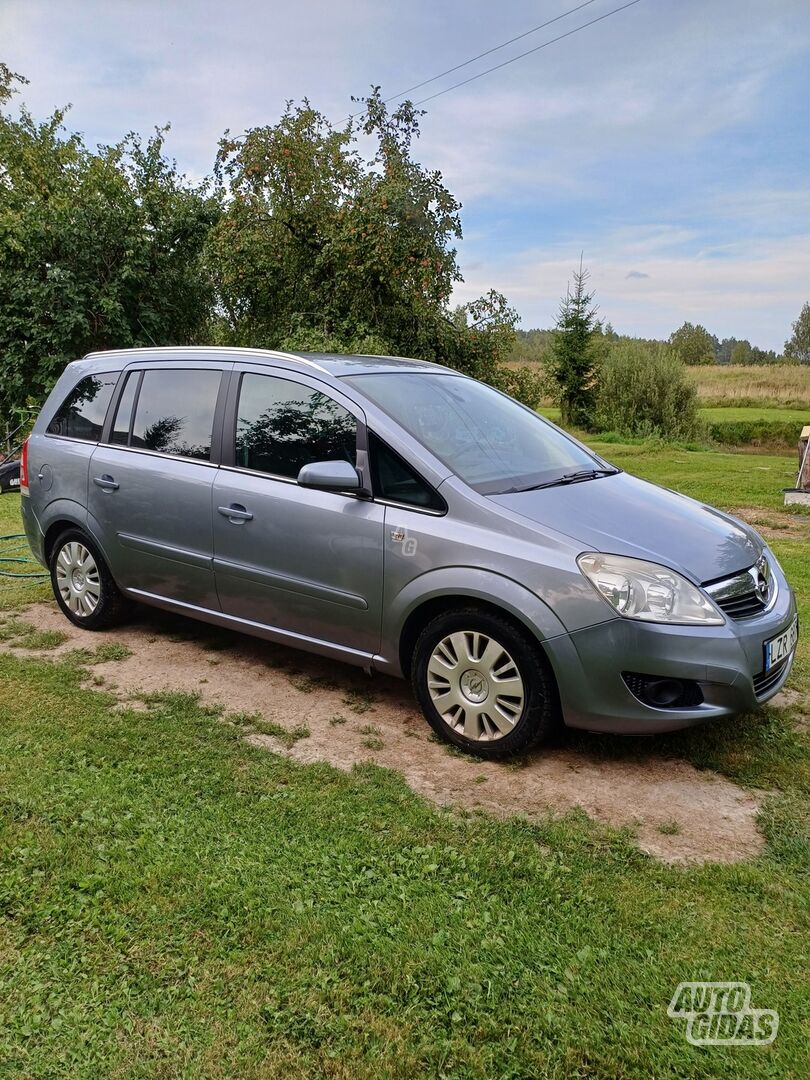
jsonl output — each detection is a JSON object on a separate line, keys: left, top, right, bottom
{"left": 511, "top": 323, "right": 789, "bottom": 367}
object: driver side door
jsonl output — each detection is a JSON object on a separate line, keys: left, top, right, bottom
{"left": 211, "top": 367, "right": 385, "bottom": 662}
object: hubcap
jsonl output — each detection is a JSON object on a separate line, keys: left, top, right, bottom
{"left": 55, "top": 542, "right": 101, "bottom": 618}
{"left": 427, "top": 631, "right": 525, "bottom": 742}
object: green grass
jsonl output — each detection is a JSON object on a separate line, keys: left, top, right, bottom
{"left": 0, "top": 496, "right": 50, "bottom": 611}
{"left": 0, "top": 458, "right": 808, "bottom": 1076}
{"left": 589, "top": 440, "right": 798, "bottom": 512}
{"left": 698, "top": 406, "right": 808, "bottom": 423}
{"left": 0, "top": 617, "right": 67, "bottom": 650}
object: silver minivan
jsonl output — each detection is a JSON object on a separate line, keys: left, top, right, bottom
{"left": 21, "top": 348, "right": 798, "bottom": 757}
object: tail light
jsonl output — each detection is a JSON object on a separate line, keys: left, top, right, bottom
{"left": 20, "top": 437, "right": 30, "bottom": 496}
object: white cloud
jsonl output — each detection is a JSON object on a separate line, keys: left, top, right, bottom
{"left": 454, "top": 229, "right": 810, "bottom": 349}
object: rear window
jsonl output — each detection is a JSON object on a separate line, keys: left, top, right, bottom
{"left": 109, "top": 371, "right": 140, "bottom": 446}
{"left": 47, "top": 373, "right": 118, "bottom": 441}
{"left": 127, "top": 369, "right": 222, "bottom": 461}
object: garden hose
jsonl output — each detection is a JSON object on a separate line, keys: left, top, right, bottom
{"left": 0, "top": 533, "right": 49, "bottom": 580}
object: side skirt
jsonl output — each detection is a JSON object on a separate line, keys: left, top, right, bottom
{"left": 126, "top": 587, "right": 379, "bottom": 673}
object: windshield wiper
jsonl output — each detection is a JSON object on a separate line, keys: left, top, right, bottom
{"left": 517, "top": 467, "right": 619, "bottom": 493}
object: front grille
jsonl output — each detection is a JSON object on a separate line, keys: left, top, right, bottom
{"left": 704, "top": 555, "right": 774, "bottom": 621}
{"left": 753, "top": 658, "right": 790, "bottom": 698}
{"left": 714, "top": 589, "right": 767, "bottom": 620}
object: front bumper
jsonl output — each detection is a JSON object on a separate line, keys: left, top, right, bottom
{"left": 543, "top": 565, "right": 798, "bottom": 735}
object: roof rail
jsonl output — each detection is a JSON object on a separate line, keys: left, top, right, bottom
{"left": 82, "top": 346, "right": 330, "bottom": 374}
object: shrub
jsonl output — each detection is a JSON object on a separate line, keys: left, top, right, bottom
{"left": 596, "top": 341, "right": 700, "bottom": 440}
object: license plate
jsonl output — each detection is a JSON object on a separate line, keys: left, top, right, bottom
{"left": 764, "top": 616, "right": 798, "bottom": 672}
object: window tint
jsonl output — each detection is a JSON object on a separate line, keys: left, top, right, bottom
{"left": 47, "top": 373, "right": 117, "bottom": 441}
{"left": 130, "top": 369, "right": 221, "bottom": 460}
{"left": 110, "top": 371, "right": 140, "bottom": 445}
{"left": 236, "top": 373, "right": 357, "bottom": 479}
{"left": 369, "top": 433, "right": 444, "bottom": 511}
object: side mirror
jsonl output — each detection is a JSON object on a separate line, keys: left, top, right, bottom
{"left": 296, "top": 459, "right": 361, "bottom": 492}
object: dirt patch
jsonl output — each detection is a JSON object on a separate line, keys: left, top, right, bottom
{"left": 729, "top": 507, "right": 810, "bottom": 541}
{"left": 774, "top": 687, "right": 810, "bottom": 733}
{"left": 2, "top": 601, "right": 766, "bottom": 865}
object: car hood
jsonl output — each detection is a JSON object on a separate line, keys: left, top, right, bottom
{"left": 489, "top": 472, "right": 761, "bottom": 583}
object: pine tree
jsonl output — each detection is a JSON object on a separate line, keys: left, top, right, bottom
{"left": 784, "top": 301, "right": 810, "bottom": 364}
{"left": 547, "top": 264, "right": 599, "bottom": 428}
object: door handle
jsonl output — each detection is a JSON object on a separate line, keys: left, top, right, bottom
{"left": 218, "top": 504, "right": 253, "bottom": 522}
{"left": 93, "top": 475, "right": 119, "bottom": 490}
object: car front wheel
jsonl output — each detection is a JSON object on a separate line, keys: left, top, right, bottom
{"left": 411, "top": 608, "right": 559, "bottom": 758}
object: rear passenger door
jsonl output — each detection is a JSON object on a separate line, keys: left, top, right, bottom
{"left": 88, "top": 362, "right": 228, "bottom": 609}
{"left": 212, "top": 367, "right": 385, "bottom": 660}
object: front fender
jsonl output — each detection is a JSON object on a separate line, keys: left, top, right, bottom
{"left": 376, "top": 566, "right": 569, "bottom": 677}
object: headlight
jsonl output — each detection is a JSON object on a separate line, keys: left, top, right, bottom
{"left": 577, "top": 553, "right": 724, "bottom": 625}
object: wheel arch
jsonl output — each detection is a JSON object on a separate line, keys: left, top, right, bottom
{"left": 42, "top": 509, "right": 90, "bottom": 564}
{"left": 391, "top": 569, "right": 567, "bottom": 680}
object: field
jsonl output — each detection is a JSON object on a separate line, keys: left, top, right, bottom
{"left": 0, "top": 444, "right": 808, "bottom": 1077}
{"left": 687, "top": 365, "right": 810, "bottom": 409}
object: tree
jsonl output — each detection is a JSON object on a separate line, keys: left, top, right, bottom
{"left": 546, "top": 264, "right": 599, "bottom": 428}
{"left": 750, "top": 346, "right": 781, "bottom": 365}
{"left": 668, "top": 322, "right": 716, "bottom": 365}
{"left": 206, "top": 90, "right": 517, "bottom": 388}
{"left": 729, "top": 341, "right": 753, "bottom": 365}
{"left": 0, "top": 63, "right": 26, "bottom": 105}
{"left": 1, "top": 73, "right": 526, "bottom": 424}
{"left": 0, "top": 73, "right": 221, "bottom": 422}
{"left": 784, "top": 302, "right": 810, "bottom": 364}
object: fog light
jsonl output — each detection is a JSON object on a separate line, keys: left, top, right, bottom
{"left": 623, "top": 672, "right": 703, "bottom": 709}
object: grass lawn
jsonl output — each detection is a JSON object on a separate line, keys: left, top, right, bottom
{"left": 589, "top": 441, "right": 799, "bottom": 512}
{"left": 697, "top": 406, "right": 808, "bottom": 424}
{"left": 0, "top": 452, "right": 808, "bottom": 1077}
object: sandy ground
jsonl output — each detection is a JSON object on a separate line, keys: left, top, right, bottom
{"left": 730, "top": 506, "right": 810, "bottom": 541}
{"left": 1, "top": 601, "right": 768, "bottom": 866}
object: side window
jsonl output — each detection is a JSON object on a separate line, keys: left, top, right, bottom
{"left": 369, "top": 432, "right": 445, "bottom": 511}
{"left": 129, "top": 369, "right": 221, "bottom": 460}
{"left": 235, "top": 373, "right": 357, "bottom": 479}
{"left": 46, "top": 373, "right": 117, "bottom": 441}
{"left": 110, "top": 371, "right": 140, "bottom": 445}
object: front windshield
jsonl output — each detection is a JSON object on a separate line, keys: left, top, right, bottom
{"left": 347, "top": 372, "right": 601, "bottom": 495}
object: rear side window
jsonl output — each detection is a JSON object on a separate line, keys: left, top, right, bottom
{"left": 110, "top": 371, "right": 140, "bottom": 445}
{"left": 369, "top": 433, "right": 444, "bottom": 511}
{"left": 126, "top": 369, "right": 221, "bottom": 460}
{"left": 46, "top": 373, "right": 117, "bottom": 441}
{"left": 235, "top": 373, "right": 357, "bottom": 479}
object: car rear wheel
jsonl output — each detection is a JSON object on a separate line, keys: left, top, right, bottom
{"left": 50, "top": 529, "right": 130, "bottom": 630}
{"left": 411, "top": 608, "right": 559, "bottom": 758}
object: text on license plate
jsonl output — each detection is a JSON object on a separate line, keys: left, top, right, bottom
{"left": 764, "top": 617, "right": 798, "bottom": 672}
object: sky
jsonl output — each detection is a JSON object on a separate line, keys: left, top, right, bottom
{"left": 2, "top": 0, "right": 809, "bottom": 351}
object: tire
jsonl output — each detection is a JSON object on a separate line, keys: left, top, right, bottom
{"left": 411, "top": 607, "right": 560, "bottom": 758}
{"left": 49, "top": 528, "right": 131, "bottom": 630}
